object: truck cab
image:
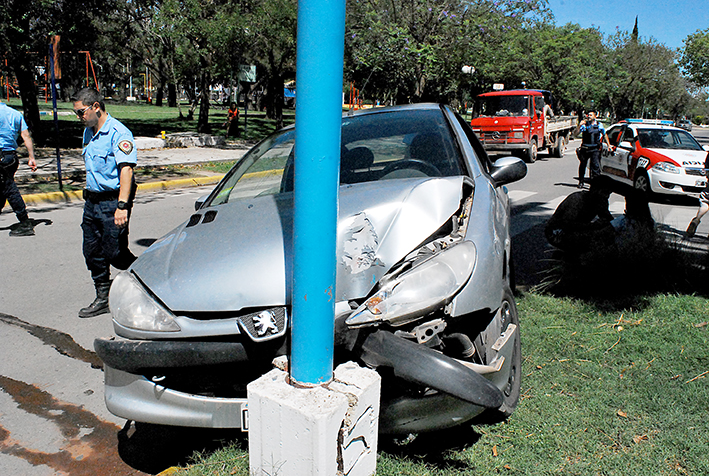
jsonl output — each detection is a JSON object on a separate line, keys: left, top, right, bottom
{"left": 471, "top": 89, "right": 573, "bottom": 163}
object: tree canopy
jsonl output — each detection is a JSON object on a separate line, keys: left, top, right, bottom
{"left": 2, "top": 0, "right": 707, "bottom": 141}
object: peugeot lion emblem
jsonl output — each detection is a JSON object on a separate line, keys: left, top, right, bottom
{"left": 253, "top": 310, "right": 279, "bottom": 336}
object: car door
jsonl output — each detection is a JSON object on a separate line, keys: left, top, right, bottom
{"left": 613, "top": 126, "right": 637, "bottom": 180}
{"left": 603, "top": 126, "right": 630, "bottom": 179}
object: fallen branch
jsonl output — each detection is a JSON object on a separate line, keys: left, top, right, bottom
{"left": 686, "top": 371, "right": 709, "bottom": 384}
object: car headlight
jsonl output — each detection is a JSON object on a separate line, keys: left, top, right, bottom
{"left": 109, "top": 272, "right": 181, "bottom": 332}
{"left": 345, "top": 241, "right": 477, "bottom": 328}
{"left": 652, "top": 161, "right": 680, "bottom": 174}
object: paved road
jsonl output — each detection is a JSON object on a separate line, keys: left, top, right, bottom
{"left": 1, "top": 126, "right": 708, "bottom": 475}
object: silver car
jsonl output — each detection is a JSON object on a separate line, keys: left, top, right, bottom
{"left": 95, "top": 103, "right": 528, "bottom": 434}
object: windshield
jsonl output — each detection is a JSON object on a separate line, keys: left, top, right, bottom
{"left": 636, "top": 128, "right": 703, "bottom": 151}
{"left": 474, "top": 96, "right": 530, "bottom": 117}
{"left": 206, "top": 108, "right": 464, "bottom": 207}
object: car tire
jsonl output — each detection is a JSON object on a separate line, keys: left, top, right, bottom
{"left": 478, "top": 285, "right": 521, "bottom": 423}
{"left": 523, "top": 139, "right": 538, "bottom": 163}
{"left": 633, "top": 169, "right": 652, "bottom": 196}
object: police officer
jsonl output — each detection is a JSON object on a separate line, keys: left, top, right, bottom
{"left": 0, "top": 99, "right": 37, "bottom": 236}
{"left": 577, "top": 112, "right": 611, "bottom": 188}
{"left": 72, "top": 88, "right": 137, "bottom": 318}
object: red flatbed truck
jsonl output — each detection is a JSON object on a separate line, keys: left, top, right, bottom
{"left": 470, "top": 89, "right": 577, "bottom": 163}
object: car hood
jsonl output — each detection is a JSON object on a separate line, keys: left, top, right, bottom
{"left": 132, "top": 177, "right": 464, "bottom": 313}
{"left": 644, "top": 148, "right": 707, "bottom": 167}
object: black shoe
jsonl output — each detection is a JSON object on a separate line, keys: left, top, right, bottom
{"left": 79, "top": 296, "right": 109, "bottom": 318}
{"left": 9, "top": 220, "right": 35, "bottom": 237}
{"left": 79, "top": 282, "right": 111, "bottom": 318}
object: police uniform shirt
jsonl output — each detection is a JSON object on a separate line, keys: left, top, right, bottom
{"left": 82, "top": 114, "right": 137, "bottom": 192}
{"left": 0, "top": 102, "right": 28, "bottom": 151}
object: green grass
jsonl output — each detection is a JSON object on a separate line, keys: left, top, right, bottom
{"left": 160, "top": 291, "right": 709, "bottom": 475}
{"left": 4, "top": 98, "right": 294, "bottom": 147}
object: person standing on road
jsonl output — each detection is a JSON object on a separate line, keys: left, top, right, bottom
{"left": 0, "top": 100, "right": 37, "bottom": 236}
{"left": 72, "top": 88, "right": 137, "bottom": 318}
{"left": 576, "top": 112, "right": 611, "bottom": 188}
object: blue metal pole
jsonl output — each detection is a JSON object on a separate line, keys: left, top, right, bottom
{"left": 290, "top": 0, "right": 346, "bottom": 384}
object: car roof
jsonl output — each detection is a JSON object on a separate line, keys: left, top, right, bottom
{"left": 609, "top": 120, "right": 684, "bottom": 131}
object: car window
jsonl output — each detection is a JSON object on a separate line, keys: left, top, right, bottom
{"left": 637, "top": 128, "right": 703, "bottom": 151}
{"left": 206, "top": 108, "right": 464, "bottom": 206}
{"left": 607, "top": 127, "right": 622, "bottom": 145}
{"left": 474, "top": 95, "right": 530, "bottom": 117}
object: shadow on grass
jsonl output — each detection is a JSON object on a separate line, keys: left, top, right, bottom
{"left": 378, "top": 424, "right": 483, "bottom": 471}
{"left": 117, "top": 421, "right": 247, "bottom": 475}
{"left": 534, "top": 221, "right": 709, "bottom": 312}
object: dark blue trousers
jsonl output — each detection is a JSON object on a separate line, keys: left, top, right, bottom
{"left": 0, "top": 155, "right": 29, "bottom": 222}
{"left": 82, "top": 198, "right": 136, "bottom": 285}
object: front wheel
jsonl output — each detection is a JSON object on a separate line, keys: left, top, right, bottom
{"left": 523, "top": 139, "right": 538, "bottom": 163}
{"left": 633, "top": 170, "right": 652, "bottom": 196}
{"left": 479, "top": 285, "right": 521, "bottom": 422}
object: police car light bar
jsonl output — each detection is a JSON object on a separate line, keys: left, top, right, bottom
{"left": 624, "top": 118, "right": 674, "bottom": 125}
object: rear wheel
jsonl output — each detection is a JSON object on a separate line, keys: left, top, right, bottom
{"left": 552, "top": 134, "right": 567, "bottom": 158}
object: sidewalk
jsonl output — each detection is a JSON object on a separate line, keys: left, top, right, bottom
{"left": 15, "top": 136, "right": 251, "bottom": 205}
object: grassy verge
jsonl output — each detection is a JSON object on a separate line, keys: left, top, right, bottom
{"left": 4, "top": 98, "right": 294, "bottom": 147}
{"left": 159, "top": 291, "right": 709, "bottom": 475}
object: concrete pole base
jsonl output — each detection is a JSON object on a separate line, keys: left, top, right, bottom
{"left": 248, "top": 361, "right": 380, "bottom": 476}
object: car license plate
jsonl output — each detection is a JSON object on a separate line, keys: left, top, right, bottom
{"left": 241, "top": 403, "right": 249, "bottom": 432}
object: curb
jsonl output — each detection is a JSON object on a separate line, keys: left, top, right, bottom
{"left": 22, "top": 174, "right": 226, "bottom": 206}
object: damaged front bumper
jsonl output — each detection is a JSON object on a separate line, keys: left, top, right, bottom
{"left": 103, "top": 365, "right": 249, "bottom": 429}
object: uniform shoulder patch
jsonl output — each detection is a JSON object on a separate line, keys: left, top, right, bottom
{"left": 118, "top": 139, "right": 134, "bottom": 155}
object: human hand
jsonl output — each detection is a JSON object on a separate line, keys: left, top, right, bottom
{"left": 115, "top": 208, "right": 129, "bottom": 228}
{"left": 28, "top": 157, "right": 37, "bottom": 172}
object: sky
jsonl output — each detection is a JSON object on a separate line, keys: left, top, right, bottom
{"left": 547, "top": 0, "right": 709, "bottom": 49}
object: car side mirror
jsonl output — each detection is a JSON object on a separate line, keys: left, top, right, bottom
{"left": 490, "top": 156, "right": 527, "bottom": 186}
{"left": 195, "top": 194, "right": 210, "bottom": 211}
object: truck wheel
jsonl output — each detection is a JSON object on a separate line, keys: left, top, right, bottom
{"left": 523, "top": 139, "right": 538, "bottom": 163}
{"left": 552, "top": 134, "right": 566, "bottom": 158}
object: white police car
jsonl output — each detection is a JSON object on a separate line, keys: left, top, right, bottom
{"left": 601, "top": 119, "right": 709, "bottom": 197}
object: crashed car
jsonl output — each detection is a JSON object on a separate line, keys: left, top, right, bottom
{"left": 602, "top": 119, "right": 709, "bottom": 197}
{"left": 95, "top": 103, "right": 528, "bottom": 434}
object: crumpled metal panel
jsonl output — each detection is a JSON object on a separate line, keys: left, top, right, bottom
{"left": 132, "top": 177, "right": 463, "bottom": 313}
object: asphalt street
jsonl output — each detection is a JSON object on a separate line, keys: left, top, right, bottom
{"left": 1, "top": 127, "right": 708, "bottom": 475}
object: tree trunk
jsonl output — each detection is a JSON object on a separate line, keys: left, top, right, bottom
{"left": 14, "top": 63, "right": 42, "bottom": 141}
{"left": 197, "top": 70, "right": 211, "bottom": 133}
{"left": 168, "top": 83, "right": 177, "bottom": 107}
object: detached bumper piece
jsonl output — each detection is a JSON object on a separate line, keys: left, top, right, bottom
{"left": 94, "top": 337, "right": 250, "bottom": 373}
{"left": 359, "top": 330, "right": 504, "bottom": 409}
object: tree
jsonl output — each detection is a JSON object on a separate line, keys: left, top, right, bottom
{"left": 681, "top": 28, "right": 709, "bottom": 88}
{"left": 156, "top": 0, "right": 247, "bottom": 131}
{"left": 345, "top": 0, "right": 551, "bottom": 105}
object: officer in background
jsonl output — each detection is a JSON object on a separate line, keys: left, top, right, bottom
{"left": 71, "top": 88, "right": 137, "bottom": 318}
{"left": 0, "top": 99, "right": 37, "bottom": 236}
{"left": 576, "top": 111, "right": 611, "bottom": 188}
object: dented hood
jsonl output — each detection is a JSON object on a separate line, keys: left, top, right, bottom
{"left": 132, "top": 177, "right": 464, "bottom": 312}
